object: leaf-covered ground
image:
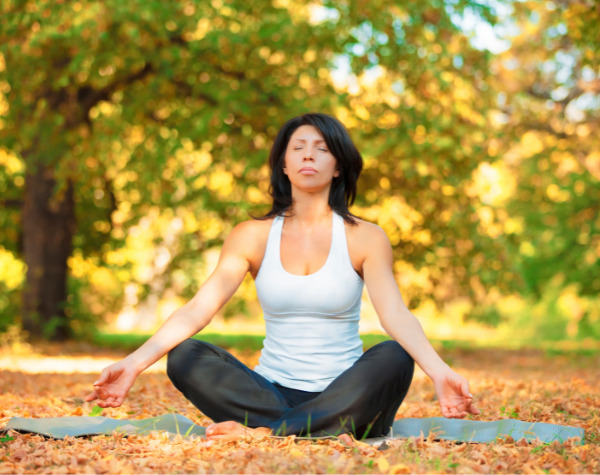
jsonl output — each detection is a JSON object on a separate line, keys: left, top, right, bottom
{"left": 1, "top": 342, "right": 599, "bottom": 474}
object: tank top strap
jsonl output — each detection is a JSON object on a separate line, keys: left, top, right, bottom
{"left": 262, "top": 215, "right": 284, "bottom": 268}
{"left": 259, "top": 213, "right": 351, "bottom": 277}
{"left": 331, "top": 212, "right": 344, "bottom": 251}
{"left": 330, "top": 212, "right": 353, "bottom": 268}
{"left": 253, "top": 211, "right": 364, "bottom": 392}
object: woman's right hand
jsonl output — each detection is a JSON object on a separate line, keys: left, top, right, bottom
{"left": 84, "top": 360, "right": 138, "bottom": 408}
{"left": 431, "top": 368, "right": 480, "bottom": 419}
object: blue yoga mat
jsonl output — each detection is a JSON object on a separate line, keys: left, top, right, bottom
{"left": 389, "top": 417, "right": 584, "bottom": 444}
{"left": 2, "top": 414, "right": 584, "bottom": 444}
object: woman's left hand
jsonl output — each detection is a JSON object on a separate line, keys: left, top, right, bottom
{"left": 431, "top": 369, "right": 480, "bottom": 418}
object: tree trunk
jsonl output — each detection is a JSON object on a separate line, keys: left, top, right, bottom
{"left": 22, "top": 164, "right": 76, "bottom": 341}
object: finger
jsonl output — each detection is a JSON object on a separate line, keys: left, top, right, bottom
{"left": 97, "top": 396, "right": 116, "bottom": 408}
{"left": 99, "top": 398, "right": 119, "bottom": 408}
{"left": 441, "top": 404, "right": 452, "bottom": 418}
{"left": 460, "top": 389, "right": 480, "bottom": 415}
{"left": 446, "top": 410, "right": 461, "bottom": 419}
{"left": 94, "top": 386, "right": 108, "bottom": 400}
{"left": 84, "top": 391, "right": 97, "bottom": 402}
{"left": 95, "top": 385, "right": 121, "bottom": 401}
{"left": 450, "top": 410, "right": 466, "bottom": 419}
{"left": 106, "top": 396, "right": 120, "bottom": 407}
{"left": 97, "top": 398, "right": 111, "bottom": 408}
{"left": 461, "top": 380, "right": 472, "bottom": 399}
{"left": 445, "top": 403, "right": 466, "bottom": 419}
{"left": 94, "top": 368, "right": 112, "bottom": 386}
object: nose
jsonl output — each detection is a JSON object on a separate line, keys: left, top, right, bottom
{"left": 303, "top": 149, "right": 314, "bottom": 161}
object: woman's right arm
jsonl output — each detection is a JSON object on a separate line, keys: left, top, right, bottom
{"left": 85, "top": 222, "right": 255, "bottom": 408}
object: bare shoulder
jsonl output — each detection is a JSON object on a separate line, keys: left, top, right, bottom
{"left": 227, "top": 218, "right": 273, "bottom": 249}
{"left": 225, "top": 218, "right": 274, "bottom": 274}
{"left": 230, "top": 218, "right": 273, "bottom": 238}
{"left": 345, "top": 218, "right": 393, "bottom": 273}
{"left": 346, "top": 218, "right": 391, "bottom": 248}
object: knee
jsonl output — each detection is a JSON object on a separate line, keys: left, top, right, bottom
{"left": 166, "top": 339, "right": 209, "bottom": 382}
{"left": 167, "top": 339, "right": 191, "bottom": 381}
{"left": 369, "top": 340, "right": 414, "bottom": 376}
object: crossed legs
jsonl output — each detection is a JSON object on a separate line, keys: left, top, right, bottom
{"left": 166, "top": 339, "right": 414, "bottom": 440}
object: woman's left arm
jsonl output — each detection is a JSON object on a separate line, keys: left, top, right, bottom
{"left": 360, "top": 224, "right": 480, "bottom": 419}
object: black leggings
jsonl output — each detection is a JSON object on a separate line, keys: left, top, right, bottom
{"left": 166, "top": 339, "right": 414, "bottom": 438}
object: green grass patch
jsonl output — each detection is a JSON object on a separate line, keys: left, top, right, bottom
{"left": 93, "top": 332, "right": 266, "bottom": 352}
{"left": 88, "top": 405, "right": 103, "bottom": 417}
{"left": 93, "top": 331, "right": 396, "bottom": 352}
{"left": 92, "top": 331, "right": 600, "bottom": 356}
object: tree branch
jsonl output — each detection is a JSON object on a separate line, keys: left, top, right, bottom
{"left": 77, "top": 62, "right": 155, "bottom": 118}
{"left": 524, "top": 85, "right": 584, "bottom": 105}
{"left": 0, "top": 199, "right": 23, "bottom": 208}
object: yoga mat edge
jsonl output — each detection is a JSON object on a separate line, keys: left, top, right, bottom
{"left": 2, "top": 414, "right": 583, "bottom": 444}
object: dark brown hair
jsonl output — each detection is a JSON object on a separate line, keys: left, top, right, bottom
{"left": 259, "top": 113, "right": 363, "bottom": 224}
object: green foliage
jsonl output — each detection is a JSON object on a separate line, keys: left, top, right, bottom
{"left": 92, "top": 331, "right": 395, "bottom": 352}
{"left": 0, "top": 0, "right": 598, "bottom": 339}
{"left": 0, "top": 247, "right": 24, "bottom": 333}
{"left": 0, "top": 282, "right": 21, "bottom": 334}
{"left": 93, "top": 331, "right": 265, "bottom": 352}
{"left": 64, "top": 275, "right": 112, "bottom": 340}
{"left": 490, "top": 0, "right": 600, "bottom": 299}
{"left": 88, "top": 405, "right": 103, "bottom": 417}
{"left": 0, "top": 0, "right": 343, "bottom": 335}
{"left": 466, "top": 305, "right": 504, "bottom": 327}
{"left": 499, "top": 405, "right": 519, "bottom": 419}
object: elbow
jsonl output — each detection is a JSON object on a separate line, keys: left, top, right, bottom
{"left": 377, "top": 312, "right": 397, "bottom": 335}
{"left": 174, "top": 300, "right": 213, "bottom": 332}
{"left": 378, "top": 308, "right": 420, "bottom": 333}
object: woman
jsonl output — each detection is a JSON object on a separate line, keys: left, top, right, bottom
{"left": 86, "top": 113, "right": 479, "bottom": 441}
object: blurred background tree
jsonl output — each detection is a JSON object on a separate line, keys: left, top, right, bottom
{"left": 485, "top": 0, "right": 600, "bottom": 339}
{"left": 491, "top": 0, "right": 599, "bottom": 296}
{"left": 0, "top": 0, "right": 598, "bottom": 343}
{"left": 0, "top": 0, "right": 343, "bottom": 339}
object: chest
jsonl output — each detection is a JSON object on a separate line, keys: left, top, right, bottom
{"left": 279, "top": 227, "right": 332, "bottom": 276}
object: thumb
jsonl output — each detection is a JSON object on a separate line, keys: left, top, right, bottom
{"left": 461, "top": 380, "right": 472, "bottom": 399}
{"left": 84, "top": 389, "right": 97, "bottom": 402}
{"left": 94, "top": 367, "right": 112, "bottom": 386}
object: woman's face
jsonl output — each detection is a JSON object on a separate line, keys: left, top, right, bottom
{"left": 283, "top": 125, "right": 339, "bottom": 194}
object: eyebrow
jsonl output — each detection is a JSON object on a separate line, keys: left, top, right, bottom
{"left": 292, "top": 138, "right": 326, "bottom": 144}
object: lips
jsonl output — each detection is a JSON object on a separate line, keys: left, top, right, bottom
{"left": 299, "top": 167, "right": 317, "bottom": 174}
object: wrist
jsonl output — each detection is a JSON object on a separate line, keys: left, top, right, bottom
{"left": 124, "top": 353, "right": 148, "bottom": 375}
{"left": 424, "top": 362, "right": 452, "bottom": 380}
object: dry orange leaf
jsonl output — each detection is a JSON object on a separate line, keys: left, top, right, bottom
{"left": 1, "top": 344, "right": 598, "bottom": 474}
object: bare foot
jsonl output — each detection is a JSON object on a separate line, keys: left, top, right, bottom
{"left": 205, "top": 421, "right": 272, "bottom": 441}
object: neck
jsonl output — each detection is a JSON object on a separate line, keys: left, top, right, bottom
{"left": 287, "top": 189, "right": 333, "bottom": 226}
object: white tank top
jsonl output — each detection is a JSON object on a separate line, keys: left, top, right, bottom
{"left": 253, "top": 212, "right": 364, "bottom": 391}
